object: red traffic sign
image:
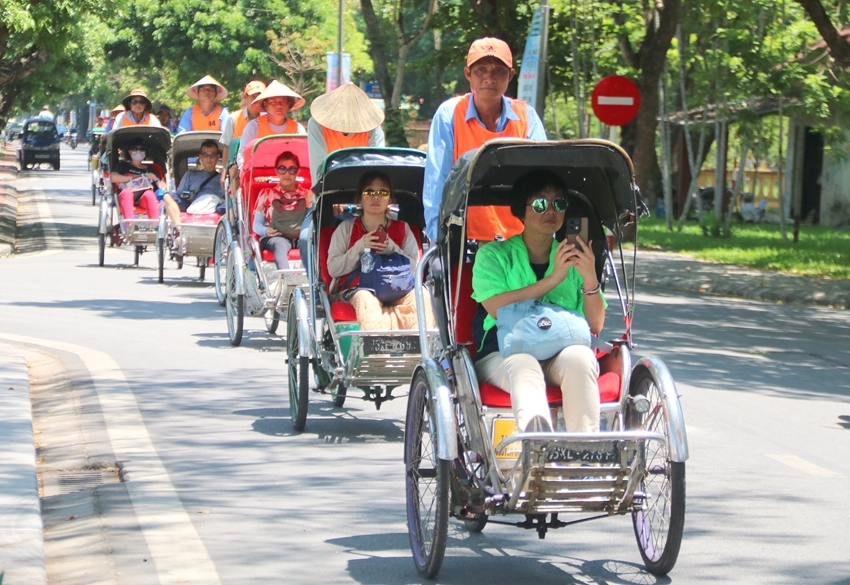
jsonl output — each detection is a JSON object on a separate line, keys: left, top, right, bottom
{"left": 591, "top": 76, "right": 641, "bottom": 126}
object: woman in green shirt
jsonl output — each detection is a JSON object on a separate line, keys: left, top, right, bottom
{"left": 471, "top": 170, "right": 605, "bottom": 433}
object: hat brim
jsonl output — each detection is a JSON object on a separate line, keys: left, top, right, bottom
{"left": 310, "top": 85, "right": 384, "bottom": 133}
{"left": 249, "top": 94, "right": 306, "bottom": 113}
{"left": 187, "top": 85, "right": 228, "bottom": 102}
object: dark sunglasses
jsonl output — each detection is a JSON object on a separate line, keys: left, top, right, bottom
{"left": 528, "top": 197, "right": 567, "bottom": 214}
{"left": 129, "top": 99, "right": 147, "bottom": 106}
{"left": 276, "top": 166, "right": 299, "bottom": 175}
{"left": 362, "top": 189, "right": 391, "bottom": 200}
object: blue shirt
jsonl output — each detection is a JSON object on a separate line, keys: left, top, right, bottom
{"left": 177, "top": 105, "right": 230, "bottom": 134}
{"left": 423, "top": 94, "right": 547, "bottom": 241}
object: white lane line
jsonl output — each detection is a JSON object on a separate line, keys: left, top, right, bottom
{"left": 0, "top": 333, "right": 222, "bottom": 585}
{"left": 766, "top": 454, "right": 846, "bottom": 478}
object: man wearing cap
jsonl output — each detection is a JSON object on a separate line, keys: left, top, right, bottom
{"left": 156, "top": 104, "right": 178, "bottom": 134}
{"left": 219, "top": 80, "right": 266, "bottom": 187}
{"left": 423, "top": 37, "right": 546, "bottom": 242}
{"left": 114, "top": 89, "right": 161, "bottom": 128}
{"left": 177, "top": 75, "right": 230, "bottom": 134}
{"left": 236, "top": 80, "right": 306, "bottom": 169}
{"left": 307, "top": 83, "right": 385, "bottom": 181}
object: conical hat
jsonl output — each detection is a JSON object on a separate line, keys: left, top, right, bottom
{"left": 110, "top": 104, "right": 126, "bottom": 116}
{"left": 187, "top": 75, "right": 228, "bottom": 102}
{"left": 121, "top": 88, "right": 153, "bottom": 112}
{"left": 310, "top": 83, "right": 384, "bottom": 133}
{"left": 250, "top": 80, "right": 305, "bottom": 113}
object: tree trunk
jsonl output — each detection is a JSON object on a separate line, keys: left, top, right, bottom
{"left": 632, "top": 0, "right": 681, "bottom": 212}
{"left": 794, "top": 0, "right": 850, "bottom": 67}
{"left": 0, "top": 47, "right": 51, "bottom": 87}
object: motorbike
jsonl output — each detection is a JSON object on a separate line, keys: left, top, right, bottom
{"left": 68, "top": 128, "right": 79, "bottom": 149}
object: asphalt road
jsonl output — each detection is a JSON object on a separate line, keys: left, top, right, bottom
{"left": 1, "top": 144, "right": 849, "bottom": 585}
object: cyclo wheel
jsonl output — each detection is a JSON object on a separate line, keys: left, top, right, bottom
{"left": 287, "top": 298, "right": 309, "bottom": 431}
{"left": 156, "top": 237, "right": 165, "bottom": 283}
{"left": 331, "top": 385, "right": 346, "bottom": 408}
{"left": 213, "top": 222, "right": 227, "bottom": 306}
{"left": 225, "top": 249, "right": 244, "bottom": 346}
{"left": 264, "top": 309, "right": 280, "bottom": 334}
{"left": 405, "top": 369, "right": 449, "bottom": 579}
{"left": 98, "top": 233, "right": 106, "bottom": 266}
{"left": 627, "top": 367, "right": 686, "bottom": 576}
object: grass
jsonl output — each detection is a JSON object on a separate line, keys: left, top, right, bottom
{"left": 636, "top": 217, "right": 850, "bottom": 280}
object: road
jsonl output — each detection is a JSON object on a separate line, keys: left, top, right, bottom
{"left": 1, "top": 143, "right": 849, "bottom": 585}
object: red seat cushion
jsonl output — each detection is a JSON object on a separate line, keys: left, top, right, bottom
{"left": 288, "top": 249, "right": 301, "bottom": 261}
{"left": 478, "top": 371, "right": 622, "bottom": 408}
{"left": 261, "top": 249, "right": 275, "bottom": 263}
{"left": 133, "top": 206, "right": 148, "bottom": 218}
{"left": 331, "top": 301, "right": 357, "bottom": 322}
{"left": 319, "top": 226, "right": 337, "bottom": 287}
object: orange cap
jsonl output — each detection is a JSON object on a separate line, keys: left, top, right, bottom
{"left": 466, "top": 37, "right": 512, "bottom": 68}
{"left": 243, "top": 80, "right": 266, "bottom": 97}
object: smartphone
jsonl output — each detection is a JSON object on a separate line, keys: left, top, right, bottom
{"left": 374, "top": 224, "right": 388, "bottom": 244}
{"left": 564, "top": 217, "right": 589, "bottom": 247}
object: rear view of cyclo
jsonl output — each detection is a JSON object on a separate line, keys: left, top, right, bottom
{"left": 405, "top": 139, "right": 688, "bottom": 578}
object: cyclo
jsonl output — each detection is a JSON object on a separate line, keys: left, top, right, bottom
{"left": 404, "top": 139, "right": 688, "bottom": 578}
{"left": 220, "top": 135, "right": 310, "bottom": 346}
{"left": 97, "top": 126, "right": 171, "bottom": 267}
{"left": 156, "top": 130, "right": 224, "bottom": 284}
{"left": 286, "top": 147, "right": 437, "bottom": 432}
{"left": 212, "top": 135, "right": 241, "bottom": 306}
{"left": 90, "top": 126, "right": 105, "bottom": 206}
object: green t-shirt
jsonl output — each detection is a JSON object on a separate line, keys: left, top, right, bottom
{"left": 471, "top": 235, "right": 606, "bottom": 334}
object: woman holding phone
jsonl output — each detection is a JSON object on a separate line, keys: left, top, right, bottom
{"left": 326, "top": 170, "right": 434, "bottom": 331}
{"left": 471, "top": 170, "right": 605, "bottom": 434}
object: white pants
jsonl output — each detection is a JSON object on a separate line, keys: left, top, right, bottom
{"left": 475, "top": 345, "right": 600, "bottom": 433}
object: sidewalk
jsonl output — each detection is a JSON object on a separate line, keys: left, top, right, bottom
{"left": 0, "top": 344, "right": 47, "bottom": 585}
{"left": 0, "top": 144, "right": 19, "bottom": 256}
{"left": 634, "top": 250, "right": 848, "bottom": 310}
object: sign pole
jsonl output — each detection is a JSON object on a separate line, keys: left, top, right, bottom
{"left": 535, "top": 0, "right": 550, "bottom": 118}
{"left": 337, "top": 0, "right": 344, "bottom": 88}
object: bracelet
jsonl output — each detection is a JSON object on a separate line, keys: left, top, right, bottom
{"left": 581, "top": 282, "right": 601, "bottom": 295}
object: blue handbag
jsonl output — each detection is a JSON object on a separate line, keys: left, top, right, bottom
{"left": 496, "top": 300, "right": 591, "bottom": 361}
{"left": 345, "top": 251, "right": 415, "bottom": 304}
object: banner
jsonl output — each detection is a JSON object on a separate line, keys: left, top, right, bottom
{"left": 326, "top": 53, "right": 351, "bottom": 93}
{"left": 517, "top": 7, "right": 544, "bottom": 115}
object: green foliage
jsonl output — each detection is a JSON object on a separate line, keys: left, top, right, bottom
{"left": 639, "top": 216, "right": 850, "bottom": 279}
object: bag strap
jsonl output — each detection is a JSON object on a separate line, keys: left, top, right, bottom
{"left": 195, "top": 172, "right": 217, "bottom": 195}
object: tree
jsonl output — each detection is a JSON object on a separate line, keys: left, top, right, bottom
{"left": 795, "top": 0, "right": 850, "bottom": 67}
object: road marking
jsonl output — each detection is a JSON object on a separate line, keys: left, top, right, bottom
{"left": 0, "top": 333, "right": 222, "bottom": 585}
{"left": 766, "top": 454, "right": 845, "bottom": 478}
{"left": 597, "top": 96, "right": 635, "bottom": 106}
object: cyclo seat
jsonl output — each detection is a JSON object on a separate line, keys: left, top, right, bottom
{"left": 453, "top": 262, "right": 622, "bottom": 407}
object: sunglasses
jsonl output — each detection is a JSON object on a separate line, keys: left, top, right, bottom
{"left": 129, "top": 147, "right": 146, "bottom": 152}
{"left": 362, "top": 189, "right": 391, "bottom": 200}
{"left": 129, "top": 99, "right": 147, "bottom": 106}
{"left": 528, "top": 197, "right": 567, "bottom": 214}
{"left": 276, "top": 166, "right": 299, "bottom": 175}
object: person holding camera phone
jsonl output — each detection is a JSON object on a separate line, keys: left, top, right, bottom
{"left": 471, "top": 170, "right": 605, "bottom": 434}
{"left": 162, "top": 140, "right": 225, "bottom": 227}
{"left": 252, "top": 151, "right": 312, "bottom": 270}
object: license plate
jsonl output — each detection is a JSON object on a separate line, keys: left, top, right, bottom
{"left": 363, "top": 336, "right": 420, "bottom": 355}
{"left": 34, "top": 154, "right": 51, "bottom": 159}
{"left": 545, "top": 442, "right": 621, "bottom": 465}
{"left": 492, "top": 418, "right": 521, "bottom": 460}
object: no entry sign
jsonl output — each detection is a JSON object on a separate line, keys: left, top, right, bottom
{"left": 591, "top": 76, "right": 641, "bottom": 126}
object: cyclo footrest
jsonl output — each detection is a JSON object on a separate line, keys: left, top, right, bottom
{"left": 495, "top": 431, "right": 666, "bottom": 515}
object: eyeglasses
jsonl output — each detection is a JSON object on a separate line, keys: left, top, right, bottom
{"left": 129, "top": 100, "right": 147, "bottom": 106}
{"left": 528, "top": 197, "right": 567, "bottom": 214}
{"left": 200, "top": 152, "right": 219, "bottom": 159}
{"left": 129, "top": 147, "right": 146, "bottom": 153}
{"left": 276, "top": 166, "right": 299, "bottom": 175}
{"left": 362, "top": 189, "right": 391, "bottom": 200}
{"left": 470, "top": 64, "right": 511, "bottom": 79}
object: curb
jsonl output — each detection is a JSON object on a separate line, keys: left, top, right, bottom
{"left": 0, "top": 344, "right": 47, "bottom": 585}
{"left": 634, "top": 250, "right": 849, "bottom": 310}
{"left": 0, "top": 147, "right": 19, "bottom": 257}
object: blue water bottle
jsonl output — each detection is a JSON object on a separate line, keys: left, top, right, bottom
{"left": 361, "top": 248, "right": 374, "bottom": 275}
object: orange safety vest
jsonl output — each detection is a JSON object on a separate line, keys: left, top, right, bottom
{"left": 118, "top": 112, "right": 153, "bottom": 127}
{"left": 322, "top": 126, "right": 370, "bottom": 154}
{"left": 452, "top": 94, "right": 529, "bottom": 241}
{"left": 190, "top": 104, "right": 223, "bottom": 131}
{"left": 256, "top": 116, "right": 299, "bottom": 138}
{"left": 232, "top": 109, "right": 251, "bottom": 139}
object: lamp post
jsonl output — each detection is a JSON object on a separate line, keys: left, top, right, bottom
{"left": 535, "top": 0, "right": 550, "bottom": 118}
{"left": 337, "top": 0, "right": 344, "bottom": 88}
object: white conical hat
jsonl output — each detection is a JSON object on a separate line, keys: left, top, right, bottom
{"left": 250, "top": 80, "right": 306, "bottom": 113}
{"left": 310, "top": 83, "right": 384, "bottom": 134}
{"left": 187, "top": 75, "right": 228, "bottom": 102}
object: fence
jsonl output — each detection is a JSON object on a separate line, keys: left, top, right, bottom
{"left": 697, "top": 166, "right": 782, "bottom": 208}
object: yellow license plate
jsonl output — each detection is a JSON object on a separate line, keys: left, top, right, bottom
{"left": 492, "top": 418, "right": 521, "bottom": 460}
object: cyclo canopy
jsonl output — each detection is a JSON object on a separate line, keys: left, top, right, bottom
{"left": 171, "top": 131, "right": 222, "bottom": 185}
{"left": 106, "top": 126, "right": 172, "bottom": 174}
{"left": 437, "top": 139, "right": 646, "bottom": 245}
